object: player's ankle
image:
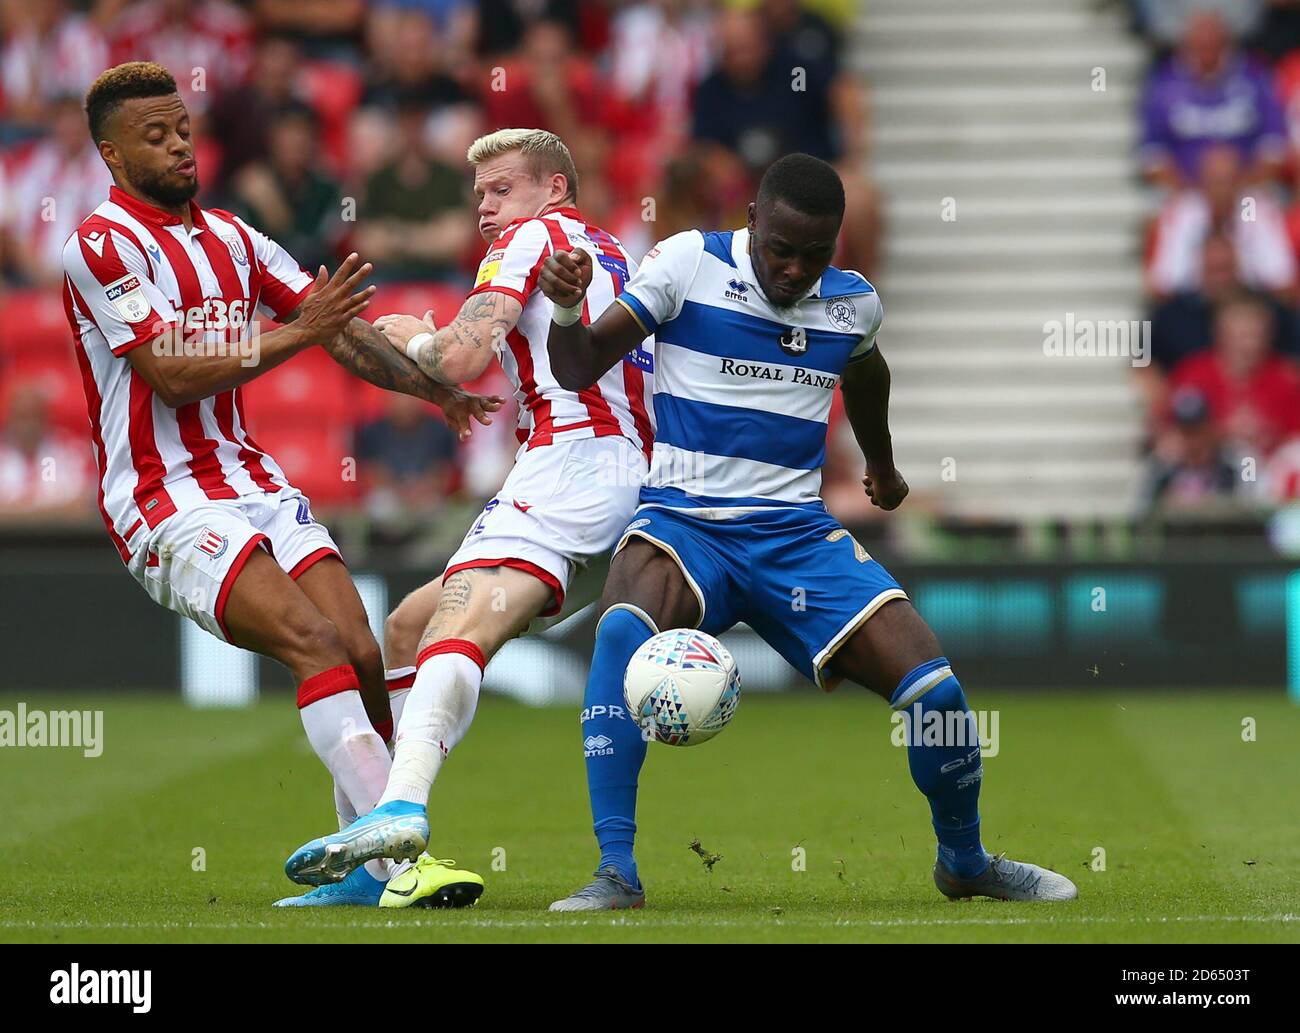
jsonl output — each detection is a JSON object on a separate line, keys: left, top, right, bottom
{"left": 938, "top": 843, "right": 988, "bottom": 879}
{"left": 600, "top": 853, "right": 639, "bottom": 887}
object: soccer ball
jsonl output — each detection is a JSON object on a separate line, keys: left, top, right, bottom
{"left": 624, "top": 629, "right": 741, "bottom": 746}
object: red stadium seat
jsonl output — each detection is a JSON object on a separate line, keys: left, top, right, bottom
{"left": 354, "top": 381, "right": 398, "bottom": 424}
{"left": 253, "top": 424, "right": 358, "bottom": 507}
{"left": 300, "top": 61, "right": 363, "bottom": 173}
{"left": 368, "top": 283, "right": 466, "bottom": 324}
{"left": 0, "top": 289, "right": 75, "bottom": 362}
{"left": 0, "top": 355, "right": 88, "bottom": 437}
{"left": 240, "top": 347, "right": 355, "bottom": 432}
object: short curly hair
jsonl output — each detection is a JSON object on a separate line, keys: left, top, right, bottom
{"left": 85, "top": 62, "right": 178, "bottom": 144}
{"left": 757, "top": 154, "right": 845, "bottom": 219}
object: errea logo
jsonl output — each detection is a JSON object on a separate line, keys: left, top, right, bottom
{"left": 724, "top": 279, "right": 749, "bottom": 302}
{"left": 50, "top": 965, "right": 151, "bottom": 1013}
{"left": 583, "top": 734, "right": 614, "bottom": 757}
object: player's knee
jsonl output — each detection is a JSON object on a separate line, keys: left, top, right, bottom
{"left": 343, "top": 628, "right": 383, "bottom": 680}
{"left": 383, "top": 597, "right": 426, "bottom": 663}
{"left": 893, "top": 657, "right": 968, "bottom": 713}
{"left": 596, "top": 603, "right": 659, "bottom": 645}
{"left": 285, "top": 610, "right": 349, "bottom": 670}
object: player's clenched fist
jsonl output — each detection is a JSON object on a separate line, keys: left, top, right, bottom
{"left": 539, "top": 248, "right": 593, "bottom": 309}
{"left": 864, "top": 464, "right": 909, "bottom": 511}
{"left": 297, "top": 252, "right": 376, "bottom": 339}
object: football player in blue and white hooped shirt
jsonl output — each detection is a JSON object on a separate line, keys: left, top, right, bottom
{"left": 540, "top": 154, "right": 1078, "bottom": 910}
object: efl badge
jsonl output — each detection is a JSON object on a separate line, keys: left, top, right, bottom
{"left": 779, "top": 326, "right": 808, "bottom": 356}
{"left": 194, "top": 528, "right": 229, "bottom": 559}
{"left": 826, "top": 297, "right": 856, "bottom": 332}
{"left": 105, "top": 275, "right": 149, "bottom": 324}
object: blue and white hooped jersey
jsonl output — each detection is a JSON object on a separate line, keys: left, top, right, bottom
{"left": 615, "top": 227, "right": 882, "bottom": 517}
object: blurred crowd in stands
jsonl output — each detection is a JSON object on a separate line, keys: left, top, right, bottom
{"left": 1127, "top": 1, "right": 1300, "bottom": 510}
{"left": 0, "top": 0, "right": 872, "bottom": 531}
{"left": 19, "top": 1, "right": 1300, "bottom": 530}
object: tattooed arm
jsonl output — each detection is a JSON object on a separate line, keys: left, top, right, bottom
{"left": 374, "top": 290, "right": 523, "bottom": 385}
{"left": 283, "top": 307, "right": 504, "bottom": 440}
{"left": 325, "top": 316, "right": 445, "bottom": 401}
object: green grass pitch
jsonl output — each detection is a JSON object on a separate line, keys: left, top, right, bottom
{"left": 0, "top": 690, "right": 1296, "bottom": 943}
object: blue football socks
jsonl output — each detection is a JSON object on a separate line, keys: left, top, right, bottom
{"left": 891, "top": 657, "right": 987, "bottom": 878}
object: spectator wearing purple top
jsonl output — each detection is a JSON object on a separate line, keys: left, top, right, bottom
{"left": 1138, "top": 11, "right": 1286, "bottom": 188}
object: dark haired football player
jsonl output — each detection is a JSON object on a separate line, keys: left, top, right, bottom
{"left": 65, "top": 62, "right": 500, "bottom": 907}
{"left": 539, "top": 153, "right": 1078, "bottom": 910}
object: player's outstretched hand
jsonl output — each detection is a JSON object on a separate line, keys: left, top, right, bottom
{"left": 375, "top": 310, "right": 436, "bottom": 351}
{"left": 539, "top": 248, "right": 592, "bottom": 308}
{"left": 864, "top": 464, "right": 908, "bottom": 511}
{"left": 297, "top": 253, "right": 375, "bottom": 340}
{"left": 434, "top": 385, "right": 506, "bottom": 442}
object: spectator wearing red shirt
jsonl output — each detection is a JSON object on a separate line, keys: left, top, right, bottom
{"left": 0, "top": 0, "right": 108, "bottom": 128}
{"left": 0, "top": 383, "right": 94, "bottom": 519}
{"left": 2, "top": 96, "right": 112, "bottom": 286}
{"left": 105, "top": 0, "right": 254, "bottom": 117}
{"left": 604, "top": 0, "right": 715, "bottom": 186}
{"left": 479, "top": 18, "right": 610, "bottom": 182}
{"left": 1147, "top": 144, "right": 1296, "bottom": 301}
{"left": 1168, "top": 295, "right": 1300, "bottom": 458}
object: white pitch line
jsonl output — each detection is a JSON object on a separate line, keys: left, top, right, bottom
{"left": 1, "top": 913, "right": 1295, "bottom": 932}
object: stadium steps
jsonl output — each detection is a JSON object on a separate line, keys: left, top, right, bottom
{"left": 857, "top": 0, "right": 1146, "bottom": 519}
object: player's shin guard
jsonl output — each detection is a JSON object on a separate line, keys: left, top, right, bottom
{"left": 379, "top": 640, "right": 485, "bottom": 807}
{"left": 583, "top": 604, "right": 657, "bottom": 888}
{"left": 891, "top": 658, "right": 987, "bottom": 878}
{"left": 298, "top": 665, "right": 392, "bottom": 821}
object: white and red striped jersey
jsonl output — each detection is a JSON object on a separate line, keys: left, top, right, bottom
{"left": 470, "top": 207, "right": 654, "bottom": 458}
{"left": 61, "top": 186, "right": 313, "bottom": 563}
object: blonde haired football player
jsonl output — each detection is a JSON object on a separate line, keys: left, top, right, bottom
{"left": 284, "top": 128, "right": 654, "bottom": 907}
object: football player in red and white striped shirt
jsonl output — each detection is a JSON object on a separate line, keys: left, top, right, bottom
{"left": 283, "top": 129, "right": 655, "bottom": 901}
{"left": 62, "top": 63, "right": 501, "bottom": 906}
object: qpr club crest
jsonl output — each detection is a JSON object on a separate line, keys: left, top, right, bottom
{"left": 779, "top": 325, "right": 808, "bottom": 356}
{"left": 826, "top": 297, "right": 856, "bottom": 333}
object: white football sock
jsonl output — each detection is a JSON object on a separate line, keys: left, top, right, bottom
{"left": 300, "top": 688, "right": 392, "bottom": 821}
{"left": 386, "top": 666, "right": 417, "bottom": 688}
{"left": 385, "top": 668, "right": 416, "bottom": 759}
{"left": 334, "top": 781, "right": 357, "bottom": 829}
{"left": 381, "top": 650, "right": 483, "bottom": 806}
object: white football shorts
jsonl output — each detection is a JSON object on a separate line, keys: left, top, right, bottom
{"left": 443, "top": 433, "right": 648, "bottom": 618}
{"left": 126, "top": 489, "right": 341, "bottom": 642}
